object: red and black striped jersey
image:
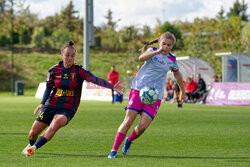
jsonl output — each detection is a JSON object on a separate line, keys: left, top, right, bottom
{"left": 42, "top": 61, "right": 114, "bottom": 112}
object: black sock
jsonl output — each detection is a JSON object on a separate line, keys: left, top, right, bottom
{"left": 29, "top": 139, "right": 36, "bottom": 146}
{"left": 34, "top": 136, "right": 47, "bottom": 149}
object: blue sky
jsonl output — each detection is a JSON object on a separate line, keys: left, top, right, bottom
{"left": 25, "top": 0, "right": 250, "bottom": 29}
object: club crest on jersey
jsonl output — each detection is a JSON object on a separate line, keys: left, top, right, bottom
{"left": 160, "top": 60, "right": 166, "bottom": 65}
{"left": 71, "top": 73, "right": 75, "bottom": 80}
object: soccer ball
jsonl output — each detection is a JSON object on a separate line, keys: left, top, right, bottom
{"left": 139, "top": 86, "right": 159, "bottom": 105}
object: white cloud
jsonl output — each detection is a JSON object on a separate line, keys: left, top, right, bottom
{"left": 26, "top": 0, "right": 250, "bottom": 29}
{"left": 26, "top": 0, "right": 67, "bottom": 18}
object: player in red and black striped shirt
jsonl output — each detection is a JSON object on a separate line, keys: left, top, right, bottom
{"left": 22, "top": 41, "right": 123, "bottom": 156}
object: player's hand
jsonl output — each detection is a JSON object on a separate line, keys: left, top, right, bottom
{"left": 114, "top": 81, "right": 124, "bottom": 96}
{"left": 157, "top": 47, "right": 163, "bottom": 54}
{"left": 34, "top": 104, "right": 44, "bottom": 115}
{"left": 179, "top": 93, "right": 186, "bottom": 104}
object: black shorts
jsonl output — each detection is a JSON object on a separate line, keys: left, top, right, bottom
{"left": 36, "top": 106, "right": 75, "bottom": 125}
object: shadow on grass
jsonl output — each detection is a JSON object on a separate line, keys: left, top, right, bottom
{"left": 38, "top": 152, "right": 250, "bottom": 160}
{"left": 38, "top": 152, "right": 107, "bottom": 158}
{"left": 126, "top": 155, "right": 250, "bottom": 160}
{"left": 0, "top": 132, "right": 27, "bottom": 135}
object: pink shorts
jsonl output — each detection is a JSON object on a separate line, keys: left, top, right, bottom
{"left": 125, "top": 89, "right": 161, "bottom": 119}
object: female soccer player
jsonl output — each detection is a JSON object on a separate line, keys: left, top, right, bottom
{"left": 22, "top": 40, "right": 123, "bottom": 156}
{"left": 108, "top": 32, "right": 186, "bottom": 158}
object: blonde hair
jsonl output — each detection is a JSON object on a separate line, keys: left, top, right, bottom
{"left": 140, "top": 32, "right": 176, "bottom": 53}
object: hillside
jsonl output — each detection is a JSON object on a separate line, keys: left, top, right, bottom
{"left": 0, "top": 50, "right": 145, "bottom": 92}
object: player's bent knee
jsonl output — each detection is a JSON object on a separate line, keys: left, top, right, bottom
{"left": 123, "top": 120, "right": 133, "bottom": 129}
{"left": 29, "top": 129, "right": 38, "bottom": 137}
{"left": 137, "top": 125, "right": 148, "bottom": 133}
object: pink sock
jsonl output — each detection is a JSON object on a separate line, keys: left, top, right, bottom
{"left": 128, "top": 129, "right": 139, "bottom": 141}
{"left": 112, "top": 132, "right": 126, "bottom": 151}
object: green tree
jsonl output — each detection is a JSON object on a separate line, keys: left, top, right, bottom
{"left": 40, "top": 14, "right": 62, "bottom": 36}
{"left": 227, "top": 0, "right": 249, "bottom": 21}
{"left": 241, "top": 22, "right": 250, "bottom": 55}
{"left": 51, "top": 28, "right": 73, "bottom": 49}
{"left": 31, "top": 27, "right": 45, "bottom": 47}
{"left": 217, "top": 16, "right": 243, "bottom": 52}
{"left": 216, "top": 6, "right": 225, "bottom": 20}
{"left": 0, "top": 0, "right": 7, "bottom": 15}
{"left": 100, "top": 9, "right": 121, "bottom": 51}
{"left": 155, "top": 21, "right": 183, "bottom": 50}
{"left": 19, "top": 27, "right": 29, "bottom": 44}
{"left": 182, "top": 18, "right": 221, "bottom": 73}
{"left": 60, "top": 0, "right": 79, "bottom": 31}
{"left": 140, "top": 25, "right": 152, "bottom": 40}
{"left": 0, "top": 0, "right": 37, "bottom": 46}
{"left": 104, "top": 9, "right": 120, "bottom": 31}
{"left": 15, "top": 1, "right": 37, "bottom": 45}
{"left": 101, "top": 27, "right": 120, "bottom": 51}
{"left": 0, "top": 33, "right": 10, "bottom": 46}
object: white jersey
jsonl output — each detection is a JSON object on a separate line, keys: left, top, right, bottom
{"left": 131, "top": 47, "right": 179, "bottom": 99}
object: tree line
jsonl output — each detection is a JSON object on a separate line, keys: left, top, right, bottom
{"left": 0, "top": 0, "right": 249, "bottom": 74}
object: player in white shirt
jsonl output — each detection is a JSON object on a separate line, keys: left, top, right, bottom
{"left": 108, "top": 32, "right": 186, "bottom": 158}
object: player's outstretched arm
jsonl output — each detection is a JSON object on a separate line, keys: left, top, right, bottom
{"left": 138, "top": 47, "right": 162, "bottom": 62}
{"left": 113, "top": 80, "right": 124, "bottom": 96}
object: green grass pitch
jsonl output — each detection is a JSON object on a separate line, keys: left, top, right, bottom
{"left": 0, "top": 95, "right": 249, "bottom": 167}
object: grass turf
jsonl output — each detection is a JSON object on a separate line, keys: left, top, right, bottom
{"left": 0, "top": 95, "right": 249, "bottom": 167}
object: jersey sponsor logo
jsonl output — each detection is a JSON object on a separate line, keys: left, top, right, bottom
{"left": 55, "top": 75, "right": 61, "bottom": 79}
{"left": 63, "top": 74, "right": 68, "bottom": 79}
{"left": 153, "top": 57, "right": 166, "bottom": 65}
{"left": 56, "top": 88, "right": 74, "bottom": 97}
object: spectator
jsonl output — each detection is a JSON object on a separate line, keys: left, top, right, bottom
{"left": 186, "top": 77, "right": 198, "bottom": 102}
{"left": 164, "top": 81, "right": 174, "bottom": 102}
{"left": 108, "top": 65, "right": 122, "bottom": 103}
{"left": 191, "top": 73, "right": 206, "bottom": 102}
{"left": 200, "top": 74, "right": 219, "bottom": 104}
{"left": 133, "top": 64, "right": 141, "bottom": 78}
{"left": 212, "top": 74, "right": 219, "bottom": 82}
{"left": 183, "top": 77, "right": 188, "bottom": 92}
{"left": 219, "top": 74, "right": 222, "bottom": 82}
{"left": 169, "top": 78, "right": 175, "bottom": 88}
{"left": 190, "top": 74, "right": 195, "bottom": 82}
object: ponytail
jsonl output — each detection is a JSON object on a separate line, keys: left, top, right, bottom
{"left": 139, "top": 38, "right": 159, "bottom": 53}
{"left": 139, "top": 32, "right": 176, "bottom": 53}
